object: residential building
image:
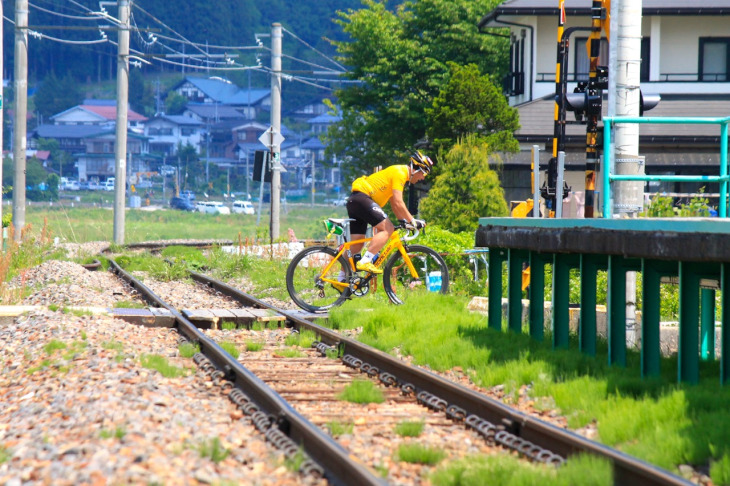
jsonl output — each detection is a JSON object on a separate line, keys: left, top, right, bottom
{"left": 171, "top": 76, "right": 270, "bottom": 119}
{"left": 479, "top": 0, "right": 730, "bottom": 207}
{"left": 145, "top": 115, "right": 203, "bottom": 155}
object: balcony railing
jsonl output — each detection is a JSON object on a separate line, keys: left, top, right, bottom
{"left": 537, "top": 72, "right": 728, "bottom": 82}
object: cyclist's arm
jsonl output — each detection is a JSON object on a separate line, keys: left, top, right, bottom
{"left": 390, "top": 189, "right": 415, "bottom": 222}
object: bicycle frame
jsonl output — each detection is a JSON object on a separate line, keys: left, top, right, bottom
{"left": 318, "top": 230, "right": 420, "bottom": 292}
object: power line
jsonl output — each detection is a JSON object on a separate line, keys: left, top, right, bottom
{"left": 29, "top": 1, "right": 105, "bottom": 20}
{"left": 282, "top": 27, "right": 345, "bottom": 72}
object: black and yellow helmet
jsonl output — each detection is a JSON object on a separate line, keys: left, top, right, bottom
{"left": 410, "top": 151, "right": 434, "bottom": 174}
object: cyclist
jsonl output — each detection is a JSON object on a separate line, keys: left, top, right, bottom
{"left": 345, "top": 151, "right": 434, "bottom": 274}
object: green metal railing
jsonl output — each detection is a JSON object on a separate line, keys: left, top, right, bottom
{"left": 476, "top": 218, "right": 730, "bottom": 385}
{"left": 602, "top": 116, "right": 730, "bottom": 218}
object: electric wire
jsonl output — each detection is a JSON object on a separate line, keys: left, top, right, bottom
{"left": 29, "top": 1, "right": 105, "bottom": 21}
{"left": 282, "top": 27, "right": 345, "bottom": 71}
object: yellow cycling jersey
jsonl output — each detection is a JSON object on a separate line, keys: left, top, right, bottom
{"left": 351, "top": 165, "right": 409, "bottom": 207}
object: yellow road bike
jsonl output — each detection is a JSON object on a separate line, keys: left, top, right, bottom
{"left": 286, "top": 218, "right": 449, "bottom": 312}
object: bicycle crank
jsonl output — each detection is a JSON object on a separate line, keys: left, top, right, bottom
{"left": 350, "top": 276, "right": 371, "bottom": 297}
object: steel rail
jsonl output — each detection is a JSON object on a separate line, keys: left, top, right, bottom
{"left": 191, "top": 271, "right": 693, "bottom": 486}
{"left": 107, "top": 259, "right": 385, "bottom": 486}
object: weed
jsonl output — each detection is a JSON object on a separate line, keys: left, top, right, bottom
{"left": 43, "top": 339, "right": 67, "bottom": 355}
{"left": 221, "top": 321, "right": 237, "bottom": 330}
{"left": 0, "top": 445, "right": 11, "bottom": 464}
{"left": 48, "top": 303, "right": 59, "bottom": 312}
{"left": 113, "top": 300, "right": 146, "bottom": 309}
{"left": 197, "top": 437, "right": 229, "bottom": 463}
{"left": 327, "top": 421, "right": 354, "bottom": 437}
{"left": 178, "top": 342, "right": 200, "bottom": 358}
{"left": 68, "top": 308, "right": 94, "bottom": 317}
{"left": 140, "top": 354, "right": 190, "bottom": 378}
{"left": 27, "top": 359, "right": 52, "bottom": 374}
{"left": 80, "top": 330, "right": 87, "bottom": 340}
{"left": 219, "top": 341, "right": 240, "bottom": 359}
{"left": 100, "top": 426, "right": 126, "bottom": 440}
{"left": 245, "top": 341, "right": 264, "bottom": 352}
{"left": 62, "top": 340, "right": 88, "bottom": 360}
{"left": 285, "top": 329, "right": 316, "bottom": 348}
{"left": 277, "top": 348, "right": 306, "bottom": 358}
{"left": 394, "top": 421, "right": 425, "bottom": 438}
{"left": 711, "top": 452, "right": 730, "bottom": 486}
{"left": 396, "top": 443, "right": 445, "bottom": 465}
{"left": 283, "top": 447, "right": 307, "bottom": 473}
{"left": 338, "top": 379, "right": 385, "bottom": 404}
{"left": 102, "top": 340, "right": 124, "bottom": 352}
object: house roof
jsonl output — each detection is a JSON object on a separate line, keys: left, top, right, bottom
{"left": 32, "top": 124, "right": 109, "bottom": 139}
{"left": 300, "top": 137, "right": 325, "bottom": 150}
{"left": 185, "top": 103, "right": 247, "bottom": 121}
{"left": 307, "top": 113, "right": 342, "bottom": 124}
{"left": 515, "top": 95, "right": 730, "bottom": 141}
{"left": 51, "top": 104, "right": 147, "bottom": 123}
{"left": 480, "top": 0, "right": 730, "bottom": 27}
{"left": 175, "top": 77, "right": 270, "bottom": 105}
{"left": 149, "top": 115, "right": 203, "bottom": 126}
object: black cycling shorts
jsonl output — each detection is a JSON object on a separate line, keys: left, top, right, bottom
{"left": 345, "top": 191, "right": 388, "bottom": 235}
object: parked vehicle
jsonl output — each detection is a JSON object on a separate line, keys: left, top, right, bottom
{"left": 170, "top": 196, "right": 195, "bottom": 211}
{"left": 195, "top": 201, "right": 230, "bottom": 215}
{"left": 103, "top": 178, "right": 116, "bottom": 191}
{"left": 60, "top": 178, "right": 80, "bottom": 191}
{"left": 232, "top": 200, "right": 255, "bottom": 215}
{"left": 332, "top": 196, "right": 348, "bottom": 206}
{"left": 180, "top": 190, "right": 196, "bottom": 200}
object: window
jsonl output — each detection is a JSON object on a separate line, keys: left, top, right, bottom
{"left": 574, "top": 37, "right": 650, "bottom": 82}
{"left": 574, "top": 38, "right": 608, "bottom": 82}
{"left": 181, "top": 128, "right": 194, "bottom": 136}
{"left": 699, "top": 38, "right": 730, "bottom": 82}
{"left": 505, "top": 32, "right": 526, "bottom": 95}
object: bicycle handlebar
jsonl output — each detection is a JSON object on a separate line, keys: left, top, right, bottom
{"left": 395, "top": 221, "right": 421, "bottom": 241}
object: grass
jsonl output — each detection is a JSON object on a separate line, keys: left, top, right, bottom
{"left": 0, "top": 445, "right": 11, "bottom": 464}
{"left": 113, "top": 300, "right": 146, "bottom": 309}
{"left": 327, "top": 421, "right": 354, "bottom": 437}
{"left": 429, "top": 453, "right": 612, "bottom": 486}
{"left": 396, "top": 443, "right": 446, "bottom": 465}
{"left": 24, "top": 204, "right": 342, "bottom": 244}
{"left": 276, "top": 348, "right": 306, "bottom": 358}
{"left": 283, "top": 448, "right": 307, "bottom": 473}
{"left": 140, "top": 354, "right": 190, "bottom": 378}
{"left": 221, "top": 321, "right": 238, "bottom": 330}
{"left": 99, "top": 426, "right": 126, "bottom": 440}
{"left": 245, "top": 341, "right": 264, "bottom": 352}
{"left": 196, "top": 437, "right": 229, "bottom": 464}
{"left": 394, "top": 420, "right": 425, "bottom": 438}
{"left": 219, "top": 341, "right": 240, "bottom": 359}
{"left": 285, "top": 329, "right": 317, "bottom": 348}
{"left": 102, "top": 340, "right": 124, "bottom": 352}
{"left": 327, "top": 293, "right": 730, "bottom": 484}
{"left": 178, "top": 342, "right": 200, "bottom": 358}
{"left": 338, "top": 379, "right": 385, "bottom": 404}
{"left": 43, "top": 339, "right": 67, "bottom": 354}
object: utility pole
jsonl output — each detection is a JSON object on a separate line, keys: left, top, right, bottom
{"left": 610, "top": 0, "right": 643, "bottom": 331}
{"left": 113, "top": 0, "right": 130, "bottom": 245}
{"left": 270, "top": 23, "right": 282, "bottom": 241}
{"left": 12, "top": 0, "right": 28, "bottom": 242}
{"left": 0, "top": 0, "right": 4, "bottom": 249}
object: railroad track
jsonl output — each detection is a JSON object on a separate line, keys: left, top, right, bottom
{"left": 102, "top": 247, "right": 693, "bottom": 486}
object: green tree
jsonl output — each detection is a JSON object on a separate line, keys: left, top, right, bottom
{"left": 165, "top": 92, "right": 187, "bottom": 116}
{"left": 327, "top": 0, "right": 507, "bottom": 176}
{"left": 33, "top": 73, "right": 82, "bottom": 121}
{"left": 129, "top": 70, "right": 156, "bottom": 116}
{"left": 426, "top": 63, "right": 520, "bottom": 153}
{"left": 36, "top": 138, "right": 74, "bottom": 179}
{"left": 419, "top": 135, "right": 508, "bottom": 233}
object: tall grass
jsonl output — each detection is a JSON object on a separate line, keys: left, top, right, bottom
{"left": 327, "top": 293, "right": 730, "bottom": 484}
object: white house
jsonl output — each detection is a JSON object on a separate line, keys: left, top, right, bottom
{"left": 480, "top": 0, "right": 730, "bottom": 204}
{"left": 144, "top": 115, "right": 203, "bottom": 155}
{"left": 51, "top": 100, "right": 147, "bottom": 132}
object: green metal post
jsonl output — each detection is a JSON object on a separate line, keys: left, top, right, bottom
{"left": 608, "top": 255, "right": 627, "bottom": 367}
{"left": 701, "top": 289, "right": 716, "bottom": 361}
{"left": 508, "top": 250, "right": 527, "bottom": 333}
{"left": 580, "top": 254, "right": 602, "bottom": 356}
{"left": 720, "top": 263, "right": 730, "bottom": 385}
{"left": 529, "top": 252, "right": 546, "bottom": 341}
{"left": 488, "top": 248, "right": 506, "bottom": 331}
{"left": 679, "top": 262, "right": 700, "bottom": 384}
{"left": 602, "top": 119, "right": 612, "bottom": 218}
{"left": 552, "top": 253, "right": 571, "bottom": 349}
{"left": 641, "top": 260, "right": 663, "bottom": 378}
{"left": 721, "top": 121, "right": 728, "bottom": 217}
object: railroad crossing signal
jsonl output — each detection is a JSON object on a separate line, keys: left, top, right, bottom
{"left": 258, "top": 126, "right": 285, "bottom": 149}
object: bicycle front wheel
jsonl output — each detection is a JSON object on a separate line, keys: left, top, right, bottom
{"left": 382, "top": 245, "right": 449, "bottom": 305}
{"left": 286, "top": 246, "right": 352, "bottom": 313}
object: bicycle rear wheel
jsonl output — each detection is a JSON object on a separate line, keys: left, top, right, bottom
{"left": 382, "top": 245, "right": 449, "bottom": 305}
{"left": 286, "top": 246, "right": 353, "bottom": 313}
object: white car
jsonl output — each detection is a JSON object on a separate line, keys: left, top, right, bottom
{"left": 196, "top": 201, "right": 230, "bottom": 215}
{"left": 232, "top": 200, "right": 255, "bottom": 215}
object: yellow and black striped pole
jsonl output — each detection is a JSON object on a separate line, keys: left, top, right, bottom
{"left": 584, "top": 0, "right": 609, "bottom": 217}
{"left": 545, "top": 0, "right": 568, "bottom": 218}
